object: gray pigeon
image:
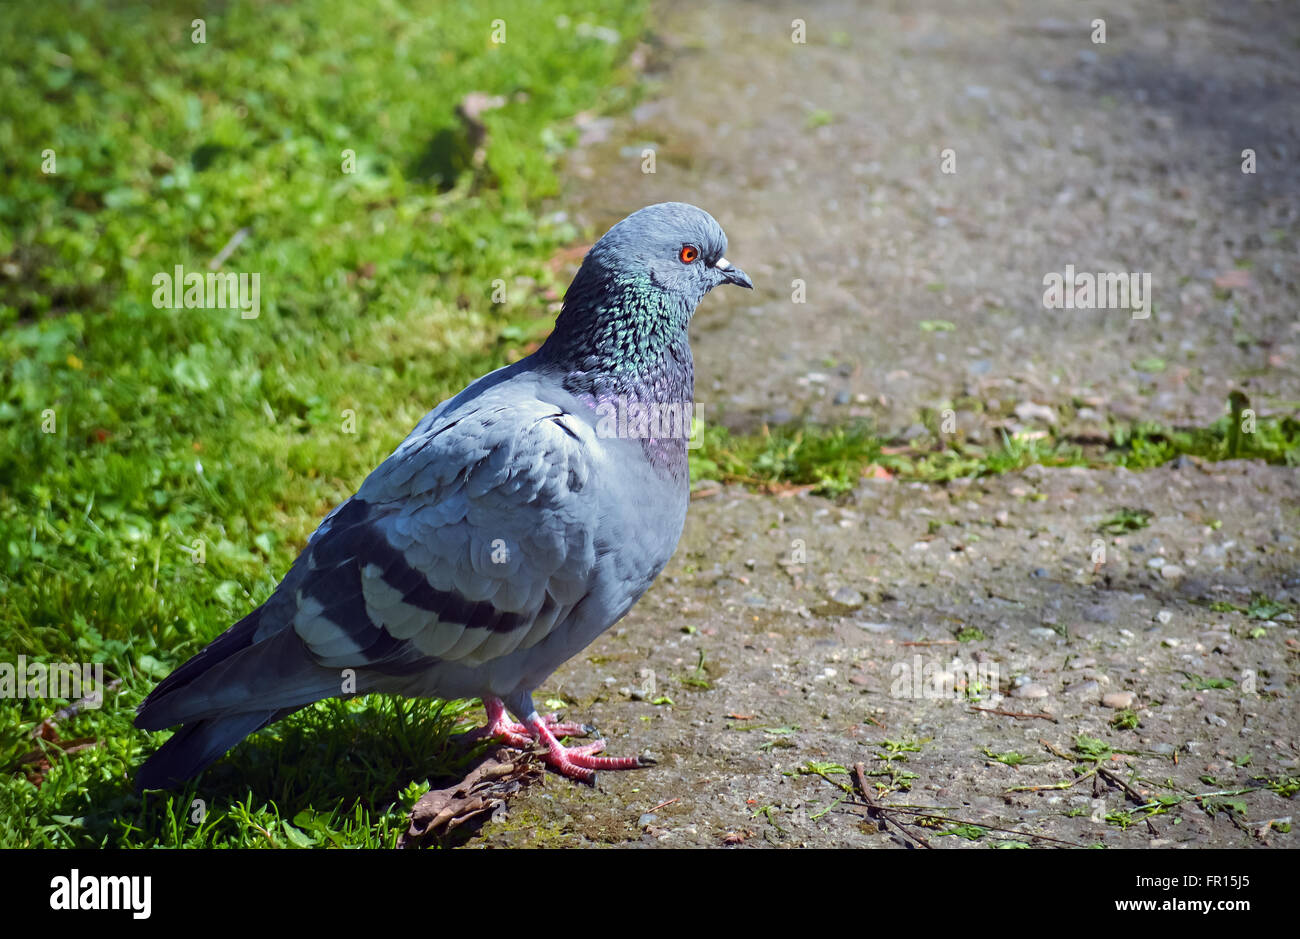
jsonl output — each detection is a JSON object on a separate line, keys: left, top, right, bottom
{"left": 135, "top": 202, "right": 751, "bottom": 788}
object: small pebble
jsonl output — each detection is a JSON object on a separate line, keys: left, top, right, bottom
{"left": 1155, "top": 610, "right": 1173, "bottom": 624}
{"left": 1013, "top": 683, "right": 1049, "bottom": 699}
{"left": 1102, "top": 691, "right": 1135, "bottom": 709}
{"left": 831, "top": 587, "right": 864, "bottom": 608}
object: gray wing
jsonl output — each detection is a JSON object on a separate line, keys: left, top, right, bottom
{"left": 287, "top": 387, "right": 600, "bottom": 680}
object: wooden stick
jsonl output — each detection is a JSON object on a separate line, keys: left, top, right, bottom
{"left": 853, "top": 762, "right": 932, "bottom": 849}
{"left": 208, "top": 227, "right": 250, "bottom": 270}
{"left": 971, "top": 706, "right": 1058, "bottom": 722}
{"left": 1098, "top": 766, "right": 1158, "bottom": 835}
{"left": 867, "top": 804, "right": 1085, "bottom": 848}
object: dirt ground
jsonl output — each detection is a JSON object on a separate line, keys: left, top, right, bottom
{"left": 461, "top": 0, "right": 1299, "bottom": 847}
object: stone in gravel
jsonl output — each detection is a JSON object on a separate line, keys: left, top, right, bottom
{"left": 1102, "top": 691, "right": 1135, "bottom": 709}
{"left": 1160, "top": 564, "right": 1185, "bottom": 580}
{"left": 1206, "top": 713, "right": 1228, "bottom": 727}
{"left": 1155, "top": 609, "right": 1173, "bottom": 624}
{"left": 1013, "top": 683, "right": 1049, "bottom": 699}
{"left": 1071, "top": 680, "right": 1100, "bottom": 696}
{"left": 1029, "top": 627, "right": 1058, "bottom": 640}
{"left": 1014, "top": 401, "right": 1057, "bottom": 425}
{"left": 831, "top": 587, "right": 864, "bottom": 608}
{"left": 855, "top": 621, "right": 893, "bottom": 633}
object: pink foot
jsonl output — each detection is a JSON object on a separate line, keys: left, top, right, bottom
{"left": 481, "top": 697, "right": 592, "bottom": 746}
{"left": 480, "top": 697, "right": 653, "bottom": 783}
{"left": 525, "top": 713, "right": 653, "bottom": 784}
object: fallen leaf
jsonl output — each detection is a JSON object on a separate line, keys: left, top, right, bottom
{"left": 401, "top": 748, "right": 541, "bottom": 847}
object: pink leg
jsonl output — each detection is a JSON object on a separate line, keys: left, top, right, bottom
{"left": 482, "top": 696, "right": 591, "bottom": 744}
{"left": 479, "top": 697, "right": 653, "bottom": 783}
{"left": 524, "top": 712, "right": 652, "bottom": 784}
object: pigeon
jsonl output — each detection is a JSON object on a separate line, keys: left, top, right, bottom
{"left": 135, "top": 202, "right": 752, "bottom": 788}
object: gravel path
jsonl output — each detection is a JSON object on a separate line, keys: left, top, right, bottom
{"left": 465, "top": 0, "right": 1299, "bottom": 848}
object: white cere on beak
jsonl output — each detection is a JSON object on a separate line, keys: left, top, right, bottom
{"left": 714, "top": 257, "right": 731, "bottom": 270}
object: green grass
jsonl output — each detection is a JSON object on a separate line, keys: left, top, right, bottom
{"left": 1099, "top": 507, "right": 1152, "bottom": 535}
{"left": 690, "top": 401, "right": 1300, "bottom": 496}
{"left": 0, "top": 0, "right": 648, "bottom": 847}
{"left": 1205, "top": 593, "right": 1295, "bottom": 620}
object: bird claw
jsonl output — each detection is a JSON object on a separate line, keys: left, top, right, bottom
{"left": 538, "top": 742, "right": 652, "bottom": 783}
{"left": 478, "top": 697, "right": 650, "bottom": 783}
{"left": 481, "top": 698, "right": 593, "bottom": 743}
{"left": 527, "top": 715, "right": 653, "bottom": 783}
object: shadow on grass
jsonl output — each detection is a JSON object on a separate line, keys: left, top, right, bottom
{"left": 60, "top": 696, "right": 496, "bottom": 848}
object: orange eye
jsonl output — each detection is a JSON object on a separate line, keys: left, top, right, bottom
{"left": 679, "top": 245, "right": 699, "bottom": 264}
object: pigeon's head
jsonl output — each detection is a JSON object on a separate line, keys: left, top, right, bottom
{"left": 583, "top": 202, "right": 752, "bottom": 306}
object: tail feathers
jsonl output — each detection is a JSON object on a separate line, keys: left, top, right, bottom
{"left": 140, "top": 605, "right": 266, "bottom": 711}
{"left": 135, "top": 595, "right": 347, "bottom": 790}
{"left": 135, "top": 709, "right": 290, "bottom": 791}
{"left": 136, "top": 620, "right": 340, "bottom": 731}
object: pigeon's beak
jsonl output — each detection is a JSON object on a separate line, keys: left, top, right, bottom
{"left": 713, "top": 256, "right": 753, "bottom": 289}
